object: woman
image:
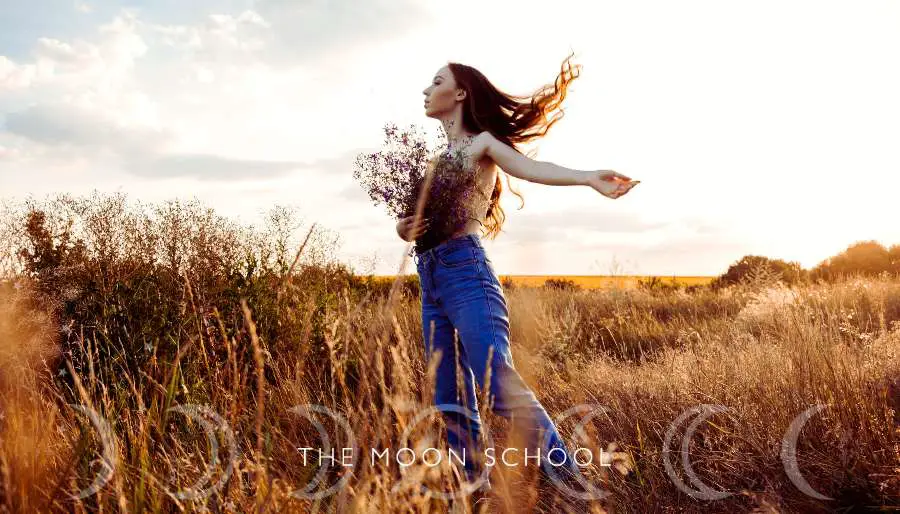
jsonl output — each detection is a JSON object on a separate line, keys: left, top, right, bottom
{"left": 395, "top": 53, "right": 638, "bottom": 509}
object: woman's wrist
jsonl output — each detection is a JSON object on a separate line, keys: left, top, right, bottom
{"left": 576, "top": 169, "right": 594, "bottom": 186}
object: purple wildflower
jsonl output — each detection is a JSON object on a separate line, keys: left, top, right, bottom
{"left": 352, "top": 123, "right": 447, "bottom": 220}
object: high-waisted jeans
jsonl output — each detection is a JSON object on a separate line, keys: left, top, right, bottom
{"left": 413, "top": 233, "right": 585, "bottom": 491}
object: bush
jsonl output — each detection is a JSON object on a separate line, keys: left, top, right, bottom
{"left": 637, "top": 276, "right": 683, "bottom": 293}
{"left": 711, "top": 254, "right": 807, "bottom": 289}
{"left": 542, "top": 277, "right": 580, "bottom": 291}
{"left": 811, "top": 240, "right": 900, "bottom": 281}
{"left": 1, "top": 192, "right": 347, "bottom": 390}
{"left": 355, "top": 275, "right": 420, "bottom": 299}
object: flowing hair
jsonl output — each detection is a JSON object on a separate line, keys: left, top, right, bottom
{"left": 446, "top": 51, "right": 582, "bottom": 239}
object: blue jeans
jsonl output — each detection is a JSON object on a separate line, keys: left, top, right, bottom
{"left": 414, "top": 234, "right": 585, "bottom": 491}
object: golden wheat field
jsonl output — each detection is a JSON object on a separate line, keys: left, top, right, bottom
{"left": 378, "top": 275, "right": 715, "bottom": 290}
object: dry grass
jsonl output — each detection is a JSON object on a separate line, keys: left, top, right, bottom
{"left": 0, "top": 194, "right": 897, "bottom": 513}
{"left": 374, "top": 275, "right": 715, "bottom": 290}
{"left": 500, "top": 275, "right": 712, "bottom": 290}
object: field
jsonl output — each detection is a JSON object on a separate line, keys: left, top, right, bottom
{"left": 377, "top": 275, "right": 715, "bottom": 290}
{"left": 0, "top": 199, "right": 897, "bottom": 513}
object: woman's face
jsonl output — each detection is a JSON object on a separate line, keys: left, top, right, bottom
{"left": 422, "top": 66, "right": 464, "bottom": 118}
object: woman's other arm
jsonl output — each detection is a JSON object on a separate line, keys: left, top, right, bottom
{"left": 471, "top": 131, "right": 639, "bottom": 197}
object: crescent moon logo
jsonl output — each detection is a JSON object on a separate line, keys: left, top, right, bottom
{"left": 542, "top": 403, "right": 613, "bottom": 501}
{"left": 69, "top": 404, "right": 118, "bottom": 500}
{"left": 662, "top": 404, "right": 733, "bottom": 501}
{"left": 392, "top": 402, "right": 495, "bottom": 500}
{"left": 288, "top": 404, "right": 359, "bottom": 500}
{"left": 780, "top": 404, "right": 833, "bottom": 501}
{"left": 165, "top": 404, "right": 239, "bottom": 500}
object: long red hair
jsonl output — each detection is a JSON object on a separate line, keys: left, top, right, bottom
{"left": 447, "top": 51, "right": 582, "bottom": 238}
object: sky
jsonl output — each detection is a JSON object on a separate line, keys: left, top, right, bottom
{"left": 1, "top": 0, "right": 899, "bottom": 276}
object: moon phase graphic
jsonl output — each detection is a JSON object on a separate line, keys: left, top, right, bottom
{"left": 70, "top": 404, "right": 119, "bottom": 500}
{"left": 780, "top": 404, "right": 833, "bottom": 501}
{"left": 662, "top": 404, "right": 733, "bottom": 500}
{"left": 393, "top": 402, "right": 495, "bottom": 500}
{"left": 288, "top": 404, "right": 359, "bottom": 500}
{"left": 165, "top": 403, "right": 239, "bottom": 500}
{"left": 64, "top": 399, "right": 837, "bottom": 503}
{"left": 545, "top": 403, "right": 614, "bottom": 501}
{"left": 663, "top": 403, "right": 835, "bottom": 502}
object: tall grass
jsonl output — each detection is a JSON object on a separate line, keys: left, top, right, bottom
{"left": 0, "top": 192, "right": 897, "bottom": 513}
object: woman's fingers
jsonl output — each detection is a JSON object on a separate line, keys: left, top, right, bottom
{"left": 612, "top": 171, "right": 632, "bottom": 182}
{"left": 403, "top": 217, "right": 430, "bottom": 238}
{"left": 401, "top": 216, "right": 426, "bottom": 226}
{"left": 597, "top": 178, "right": 638, "bottom": 199}
{"left": 614, "top": 180, "right": 639, "bottom": 198}
{"left": 605, "top": 171, "right": 633, "bottom": 183}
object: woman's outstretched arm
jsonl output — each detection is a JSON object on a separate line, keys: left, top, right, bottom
{"left": 472, "top": 131, "right": 639, "bottom": 198}
{"left": 474, "top": 131, "right": 628, "bottom": 186}
{"left": 472, "top": 131, "right": 585, "bottom": 185}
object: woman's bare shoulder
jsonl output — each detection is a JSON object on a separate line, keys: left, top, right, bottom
{"left": 470, "top": 131, "right": 495, "bottom": 161}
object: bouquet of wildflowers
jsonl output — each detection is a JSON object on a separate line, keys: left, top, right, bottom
{"left": 354, "top": 123, "right": 486, "bottom": 250}
{"left": 352, "top": 123, "right": 446, "bottom": 221}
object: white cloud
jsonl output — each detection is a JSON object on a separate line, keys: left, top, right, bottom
{"left": 251, "top": 0, "right": 433, "bottom": 65}
{"left": 0, "top": 144, "right": 19, "bottom": 160}
{"left": 0, "top": 8, "right": 409, "bottom": 181}
{"left": 0, "top": 56, "right": 40, "bottom": 91}
{"left": 5, "top": 102, "right": 169, "bottom": 151}
{"left": 149, "top": 10, "right": 269, "bottom": 62}
{"left": 128, "top": 154, "right": 302, "bottom": 180}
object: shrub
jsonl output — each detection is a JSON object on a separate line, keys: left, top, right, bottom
{"left": 811, "top": 240, "right": 900, "bottom": 281}
{"left": 637, "top": 276, "right": 683, "bottom": 293}
{"left": 542, "top": 277, "right": 580, "bottom": 291}
{"left": 1, "top": 192, "right": 344, "bottom": 388}
{"left": 711, "top": 254, "right": 807, "bottom": 289}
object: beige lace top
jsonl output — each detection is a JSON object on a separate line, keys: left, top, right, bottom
{"left": 408, "top": 145, "right": 493, "bottom": 254}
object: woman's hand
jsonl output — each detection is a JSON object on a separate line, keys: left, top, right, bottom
{"left": 396, "top": 215, "right": 430, "bottom": 241}
{"left": 585, "top": 170, "right": 640, "bottom": 199}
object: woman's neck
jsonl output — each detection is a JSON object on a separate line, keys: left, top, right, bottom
{"left": 440, "top": 115, "right": 474, "bottom": 149}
